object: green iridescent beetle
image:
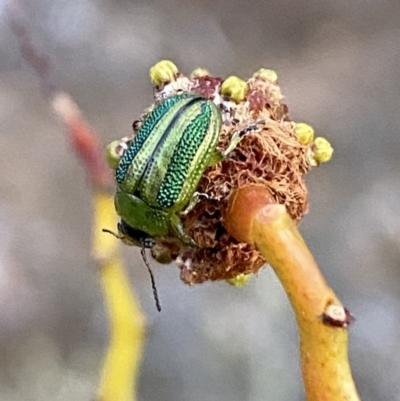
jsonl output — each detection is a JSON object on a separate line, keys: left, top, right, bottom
{"left": 104, "top": 87, "right": 263, "bottom": 310}
{"left": 107, "top": 92, "right": 222, "bottom": 248}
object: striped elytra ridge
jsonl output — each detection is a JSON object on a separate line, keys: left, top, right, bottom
{"left": 116, "top": 93, "right": 221, "bottom": 210}
{"left": 115, "top": 93, "right": 193, "bottom": 184}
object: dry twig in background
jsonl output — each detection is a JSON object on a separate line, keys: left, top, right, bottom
{"left": 7, "top": 3, "right": 145, "bottom": 400}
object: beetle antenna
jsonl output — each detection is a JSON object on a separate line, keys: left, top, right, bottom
{"left": 102, "top": 228, "right": 124, "bottom": 240}
{"left": 141, "top": 247, "right": 162, "bottom": 312}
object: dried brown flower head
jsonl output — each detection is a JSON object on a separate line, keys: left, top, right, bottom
{"left": 139, "top": 61, "right": 332, "bottom": 285}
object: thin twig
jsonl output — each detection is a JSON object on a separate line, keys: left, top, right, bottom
{"left": 8, "top": 6, "right": 146, "bottom": 400}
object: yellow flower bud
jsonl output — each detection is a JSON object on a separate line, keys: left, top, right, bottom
{"left": 226, "top": 273, "right": 251, "bottom": 287}
{"left": 149, "top": 60, "right": 178, "bottom": 86}
{"left": 106, "top": 140, "right": 128, "bottom": 169}
{"left": 295, "top": 122, "right": 314, "bottom": 145}
{"left": 190, "top": 68, "right": 210, "bottom": 78}
{"left": 313, "top": 137, "right": 334, "bottom": 163}
{"left": 221, "top": 76, "right": 248, "bottom": 103}
{"left": 253, "top": 68, "right": 278, "bottom": 84}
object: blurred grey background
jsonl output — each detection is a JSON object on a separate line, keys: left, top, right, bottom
{"left": 1, "top": 0, "right": 400, "bottom": 400}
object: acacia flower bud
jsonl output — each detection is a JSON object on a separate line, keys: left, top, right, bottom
{"left": 313, "top": 137, "right": 333, "bottom": 163}
{"left": 295, "top": 122, "right": 314, "bottom": 145}
{"left": 150, "top": 60, "right": 178, "bottom": 86}
{"left": 226, "top": 273, "right": 251, "bottom": 287}
{"left": 253, "top": 68, "right": 278, "bottom": 84}
{"left": 106, "top": 140, "right": 128, "bottom": 169}
{"left": 221, "top": 76, "right": 248, "bottom": 103}
{"left": 190, "top": 68, "right": 210, "bottom": 78}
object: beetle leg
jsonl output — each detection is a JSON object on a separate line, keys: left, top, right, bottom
{"left": 221, "top": 119, "right": 265, "bottom": 158}
{"left": 207, "top": 120, "right": 265, "bottom": 166}
{"left": 207, "top": 152, "right": 224, "bottom": 165}
{"left": 180, "top": 192, "right": 210, "bottom": 216}
{"left": 170, "top": 214, "right": 197, "bottom": 247}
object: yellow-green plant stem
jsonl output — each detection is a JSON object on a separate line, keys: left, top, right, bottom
{"left": 225, "top": 185, "right": 360, "bottom": 401}
{"left": 253, "top": 204, "right": 360, "bottom": 401}
{"left": 93, "top": 193, "right": 146, "bottom": 401}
